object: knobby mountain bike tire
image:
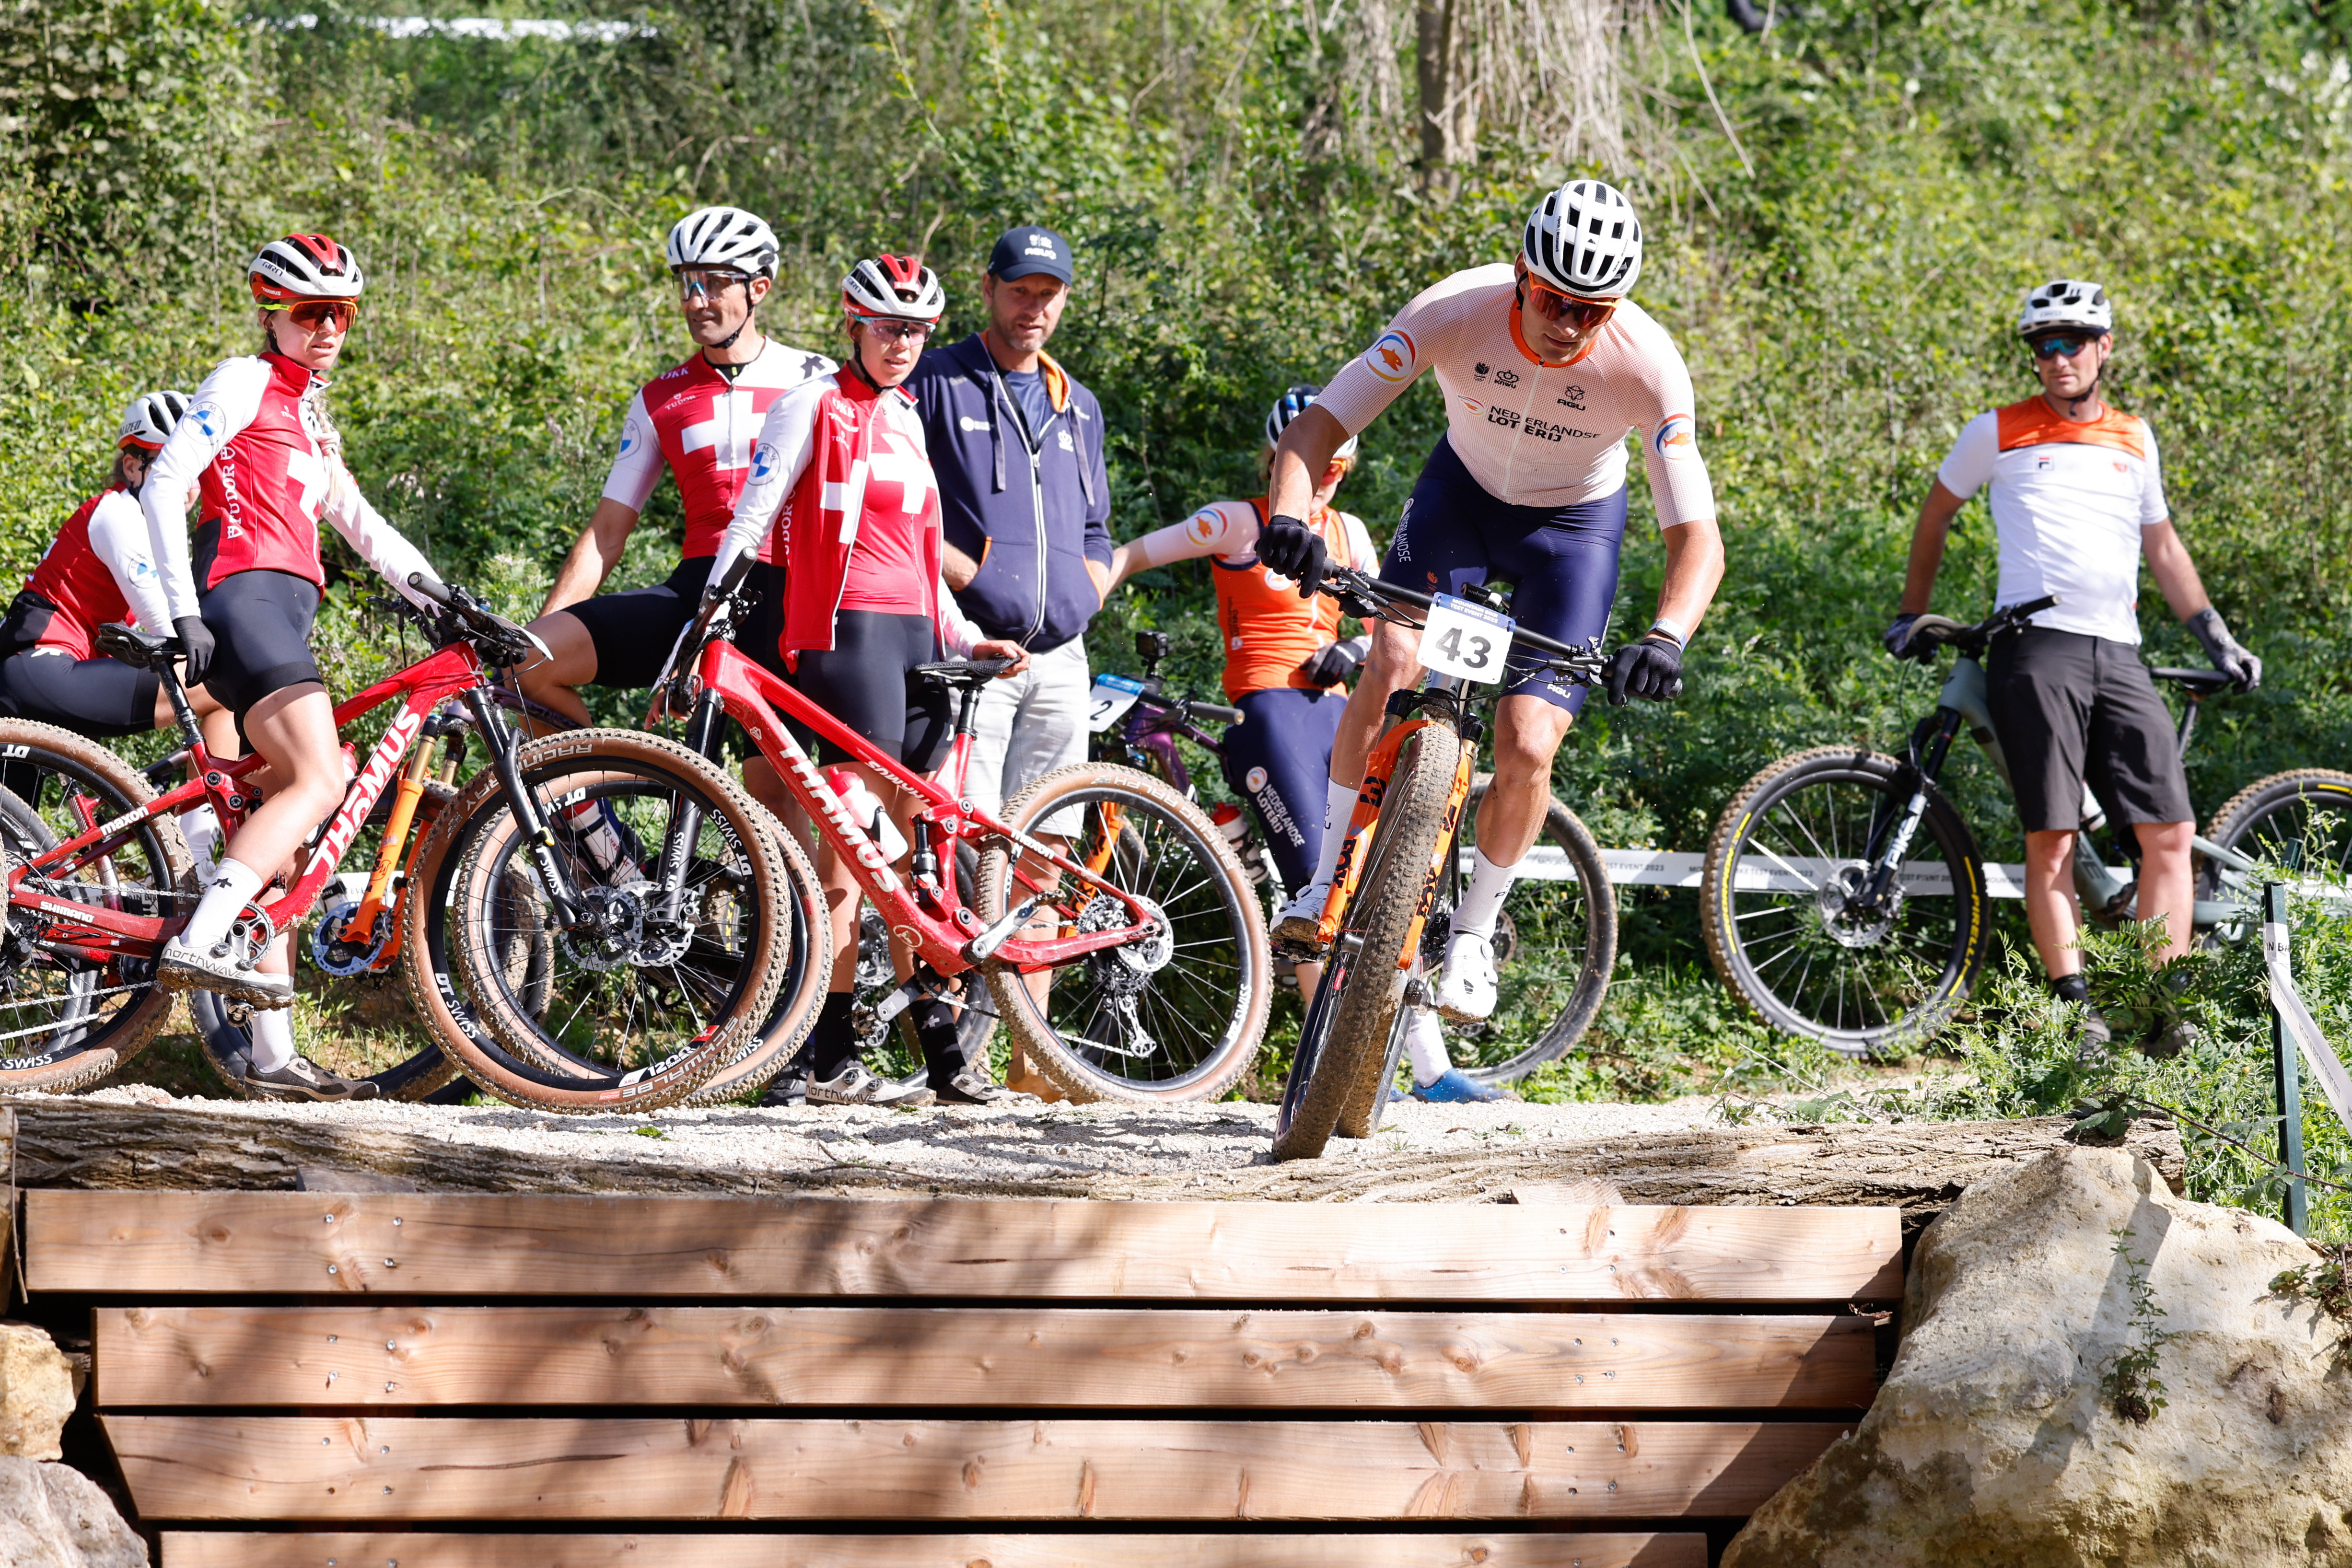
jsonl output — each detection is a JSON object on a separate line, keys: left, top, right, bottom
{"left": 675, "top": 819, "right": 833, "bottom": 1106}
{"left": 1273, "top": 722, "right": 1461, "bottom": 1162}
{"left": 2198, "top": 768, "right": 2352, "bottom": 907}
{"left": 976, "top": 761, "right": 1270, "bottom": 1103}
{"left": 195, "top": 779, "right": 466, "bottom": 1102}
{"left": 0, "top": 720, "right": 190, "bottom": 1092}
{"left": 403, "top": 730, "right": 792, "bottom": 1112}
{"left": 1701, "top": 745, "right": 1989, "bottom": 1057}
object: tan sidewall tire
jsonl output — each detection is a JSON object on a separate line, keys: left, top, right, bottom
{"left": 678, "top": 820, "right": 832, "bottom": 1106}
{"left": 1275, "top": 724, "right": 1460, "bottom": 1161}
{"left": 409, "top": 730, "right": 789, "bottom": 1113}
{"left": 976, "top": 761, "right": 1271, "bottom": 1105}
{"left": 0, "top": 719, "right": 188, "bottom": 1092}
{"left": 2199, "top": 768, "right": 2352, "bottom": 903}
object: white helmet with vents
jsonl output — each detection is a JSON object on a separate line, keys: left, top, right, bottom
{"left": 1522, "top": 180, "right": 1643, "bottom": 300}
{"left": 117, "top": 390, "right": 190, "bottom": 452}
{"left": 249, "top": 234, "right": 365, "bottom": 303}
{"left": 2018, "top": 279, "right": 2112, "bottom": 338}
{"left": 841, "top": 255, "right": 946, "bottom": 323}
{"left": 665, "top": 206, "right": 780, "bottom": 280}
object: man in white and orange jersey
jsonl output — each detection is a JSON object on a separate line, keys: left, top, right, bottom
{"left": 520, "top": 206, "right": 833, "bottom": 815}
{"left": 1890, "top": 279, "right": 2259, "bottom": 1048}
{"left": 1255, "top": 180, "right": 1725, "bottom": 1025}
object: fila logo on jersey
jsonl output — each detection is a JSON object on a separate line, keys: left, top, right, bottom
{"left": 1366, "top": 330, "right": 1417, "bottom": 383}
{"left": 1654, "top": 415, "right": 1698, "bottom": 460}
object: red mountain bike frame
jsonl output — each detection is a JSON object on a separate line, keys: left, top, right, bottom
{"left": 681, "top": 636, "right": 1161, "bottom": 977}
{"left": 9, "top": 642, "right": 491, "bottom": 964}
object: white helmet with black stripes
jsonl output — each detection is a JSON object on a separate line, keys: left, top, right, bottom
{"left": 2017, "top": 278, "right": 2112, "bottom": 338}
{"left": 117, "top": 389, "right": 190, "bottom": 452}
{"left": 664, "top": 206, "right": 780, "bottom": 280}
{"left": 1522, "top": 180, "right": 1643, "bottom": 300}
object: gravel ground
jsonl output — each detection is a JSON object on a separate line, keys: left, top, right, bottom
{"left": 70, "top": 1082, "right": 1731, "bottom": 1195}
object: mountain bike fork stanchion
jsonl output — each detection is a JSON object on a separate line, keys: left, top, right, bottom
{"left": 464, "top": 685, "right": 590, "bottom": 928}
{"left": 2266, "top": 882, "right": 2310, "bottom": 1236}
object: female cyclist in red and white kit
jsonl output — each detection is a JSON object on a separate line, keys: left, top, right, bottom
{"left": 140, "top": 233, "right": 450, "bottom": 1101}
{"left": 1110, "top": 387, "right": 1507, "bottom": 1103}
{"left": 713, "top": 254, "right": 1031, "bottom": 1108}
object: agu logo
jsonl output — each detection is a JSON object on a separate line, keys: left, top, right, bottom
{"left": 1245, "top": 766, "right": 1269, "bottom": 794}
{"left": 1654, "top": 414, "right": 1698, "bottom": 461}
{"left": 1365, "top": 330, "right": 1417, "bottom": 384}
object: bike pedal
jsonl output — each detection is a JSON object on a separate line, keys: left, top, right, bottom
{"left": 1272, "top": 937, "right": 1327, "bottom": 964}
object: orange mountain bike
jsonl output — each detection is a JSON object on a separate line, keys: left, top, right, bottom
{"left": 1272, "top": 566, "right": 1610, "bottom": 1161}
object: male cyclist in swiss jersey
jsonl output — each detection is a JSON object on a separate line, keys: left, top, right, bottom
{"left": 1112, "top": 385, "right": 1509, "bottom": 1103}
{"left": 1257, "top": 180, "right": 1725, "bottom": 1027}
{"left": 141, "top": 232, "right": 450, "bottom": 1102}
{"left": 0, "top": 391, "right": 236, "bottom": 866}
{"left": 1888, "top": 279, "right": 2259, "bottom": 1052}
{"left": 713, "top": 254, "right": 1032, "bottom": 1108}
{"left": 518, "top": 206, "right": 833, "bottom": 820}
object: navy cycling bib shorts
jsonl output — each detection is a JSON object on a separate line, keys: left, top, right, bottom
{"left": 1222, "top": 685, "right": 1348, "bottom": 893}
{"left": 1378, "top": 434, "right": 1624, "bottom": 715}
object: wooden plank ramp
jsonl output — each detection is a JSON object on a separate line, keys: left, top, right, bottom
{"left": 158, "top": 1532, "right": 1707, "bottom": 1567}
{"left": 27, "top": 1190, "right": 1906, "bottom": 1301}
{"left": 47, "top": 1189, "right": 1897, "bottom": 1562}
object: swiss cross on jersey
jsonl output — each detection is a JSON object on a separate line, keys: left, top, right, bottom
{"left": 194, "top": 354, "right": 339, "bottom": 592}
{"left": 637, "top": 349, "right": 834, "bottom": 559}
{"left": 843, "top": 425, "right": 936, "bottom": 534}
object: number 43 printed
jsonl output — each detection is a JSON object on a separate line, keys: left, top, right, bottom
{"left": 1416, "top": 592, "right": 1516, "bottom": 685}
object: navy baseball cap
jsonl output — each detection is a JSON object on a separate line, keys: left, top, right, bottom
{"left": 988, "top": 225, "right": 1074, "bottom": 285}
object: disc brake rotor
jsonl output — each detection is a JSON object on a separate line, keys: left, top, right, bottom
{"left": 557, "top": 883, "right": 646, "bottom": 972}
{"left": 1817, "top": 861, "right": 1901, "bottom": 948}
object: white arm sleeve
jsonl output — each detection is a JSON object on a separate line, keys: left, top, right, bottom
{"left": 2139, "top": 421, "right": 2169, "bottom": 527}
{"left": 1122, "top": 501, "right": 1259, "bottom": 575}
{"left": 710, "top": 385, "right": 822, "bottom": 587}
{"left": 141, "top": 356, "right": 269, "bottom": 622}
{"left": 85, "top": 490, "right": 176, "bottom": 633}
{"left": 324, "top": 461, "right": 444, "bottom": 613}
{"left": 596, "top": 391, "right": 663, "bottom": 515}
{"left": 1934, "top": 413, "right": 2000, "bottom": 501}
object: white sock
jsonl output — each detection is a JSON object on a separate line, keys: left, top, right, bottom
{"left": 181, "top": 859, "right": 264, "bottom": 953}
{"left": 1451, "top": 847, "right": 1519, "bottom": 941}
{"left": 1403, "top": 1006, "right": 1452, "bottom": 1087}
{"left": 247, "top": 1006, "right": 298, "bottom": 1074}
{"left": 1306, "top": 778, "right": 1358, "bottom": 890}
{"left": 178, "top": 806, "right": 221, "bottom": 871}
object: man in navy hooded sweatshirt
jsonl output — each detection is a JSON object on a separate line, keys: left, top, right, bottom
{"left": 908, "top": 225, "right": 1114, "bottom": 1088}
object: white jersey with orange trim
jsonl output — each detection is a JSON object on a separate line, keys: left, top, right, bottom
{"left": 1313, "top": 263, "right": 1716, "bottom": 527}
{"left": 1935, "top": 398, "right": 2168, "bottom": 645}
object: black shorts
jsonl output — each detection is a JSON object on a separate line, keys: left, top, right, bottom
{"left": 1988, "top": 627, "right": 2193, "bottom": 834}
{"left": 787, "top": 611, "right": 953, "bottom": 774}
{"left": 0, "top": 621, "right": 159, "bottom": 738}
{"left": 1380, "top": 434, "right": 1625, "bottom": 715}
{"left": 1222, "top": 685, "right": 1346, "bottom": 892}
{"left": 199, "top": 570, "right": 323, "bottom": 719}
{"left": 564, "top": 557, "right": 792, "bottom": 690}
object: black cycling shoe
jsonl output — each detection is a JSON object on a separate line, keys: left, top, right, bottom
{"left": 757, "top": 1071, "right": 808, "bottom": 1107}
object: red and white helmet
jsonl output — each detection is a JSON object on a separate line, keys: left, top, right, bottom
{"left": 665, "top": 206, "right": 780, "bottom": 280}
{"left": 1522, "top": 180, "right": 1643, "bottom": 300}
{"left": 842, "top": 255, "right": 945, "bottom": 323}
{"left": 249, "top": 233, "right": 365, "bottom": 304}
{"left": 118, "top": 390, "right": 190, "bottom": 452}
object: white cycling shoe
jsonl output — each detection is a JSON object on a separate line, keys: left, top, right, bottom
{"left": 1272, "top": 882, "right": 1330, "bottom": 946}
{"left": 1432, "top": 929, "right": 1498, "bottom": 1022}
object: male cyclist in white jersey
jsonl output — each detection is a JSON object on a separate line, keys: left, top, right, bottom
{"left": 1257, "top": 180, "right": 1725, "bottom": 1023}
{"left": 519, "top": 206, "right": 833, "bottom": 819}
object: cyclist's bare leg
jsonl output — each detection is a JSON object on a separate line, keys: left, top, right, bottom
{"left": 1327, "top": 616, "right": 1422, "bottom": 790}
{"left": 1472, "top": 694, "right": 1574, "bottom": 864}
{"left": 741, "top": 755, "right": 812, "bottom": 852}
{"left": 513, "top": 610, "right": 595, "bottom": 731}
{"left": 2131, "top": 818, "right": 2195, "bottom": 964}
{"left": 224, "top": 685, "right": 348, "bottom": 885}
{"left": 2023, "top": 828, "right": 2084, "bottom": 977}
{"left": 818, "top": 761, "right": 921, "bottom": 993}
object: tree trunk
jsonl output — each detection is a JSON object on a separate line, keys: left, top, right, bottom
{"left": 1416, "top": 0, "right": 1457, "bottom": 194}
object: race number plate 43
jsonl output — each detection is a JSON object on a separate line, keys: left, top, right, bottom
{"left": 1418, "top": 593, "right": 1515, "bottom": 685}
{"left": 1087, "top": 673, "right": 1147, "bottom": 732}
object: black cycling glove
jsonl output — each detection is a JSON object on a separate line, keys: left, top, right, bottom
{"left": 1882, "top": 613, "right": 1924, "bottom": 660}
{"left": 2186, "top": 606, "right": 2261, "bottom": 691}
{"left": 173, "top": 616, "right": 216, "bottom": 687}
{"left": 1605, "top": 635, "right": 1684, "bottom": 707}
{"left": 1299, "top": 638, "right": 1367, "bottom": 689}
{"left": 1256, "top": 513, "right": 1329, "bottom": 600}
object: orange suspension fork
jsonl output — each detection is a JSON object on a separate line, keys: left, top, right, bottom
{"left": 338, "top": 738, "right": 432, "bottom": 947}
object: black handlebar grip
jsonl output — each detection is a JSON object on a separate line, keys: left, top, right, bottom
{"left": 408, "top": 573, "right": 455, "bottom": 608}
{"left": 1189, "top": 702, "right": 1244, "bottom": 724}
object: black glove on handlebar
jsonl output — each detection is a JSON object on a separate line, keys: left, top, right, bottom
{"left": 1256, "top": 513, "right": 1329, "bottom": 600}
{"left": 1883, "top": 613, "right": 1925, "bottom": 661}
{"left": 172, "top": 616, "right": 216, "bottom": 686}
{"left": 1605, "top": 635, "right": 1684, "bottom": 707}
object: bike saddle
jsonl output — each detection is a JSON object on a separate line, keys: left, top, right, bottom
{"left": 911, "top": 657, "right": 1017, "bottom": 691}
{"left": 2150, "top": 666, "right": 2236, "bottom": 696}
{"left": 96, "top": 622, "right": 177, "bottom": 670}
